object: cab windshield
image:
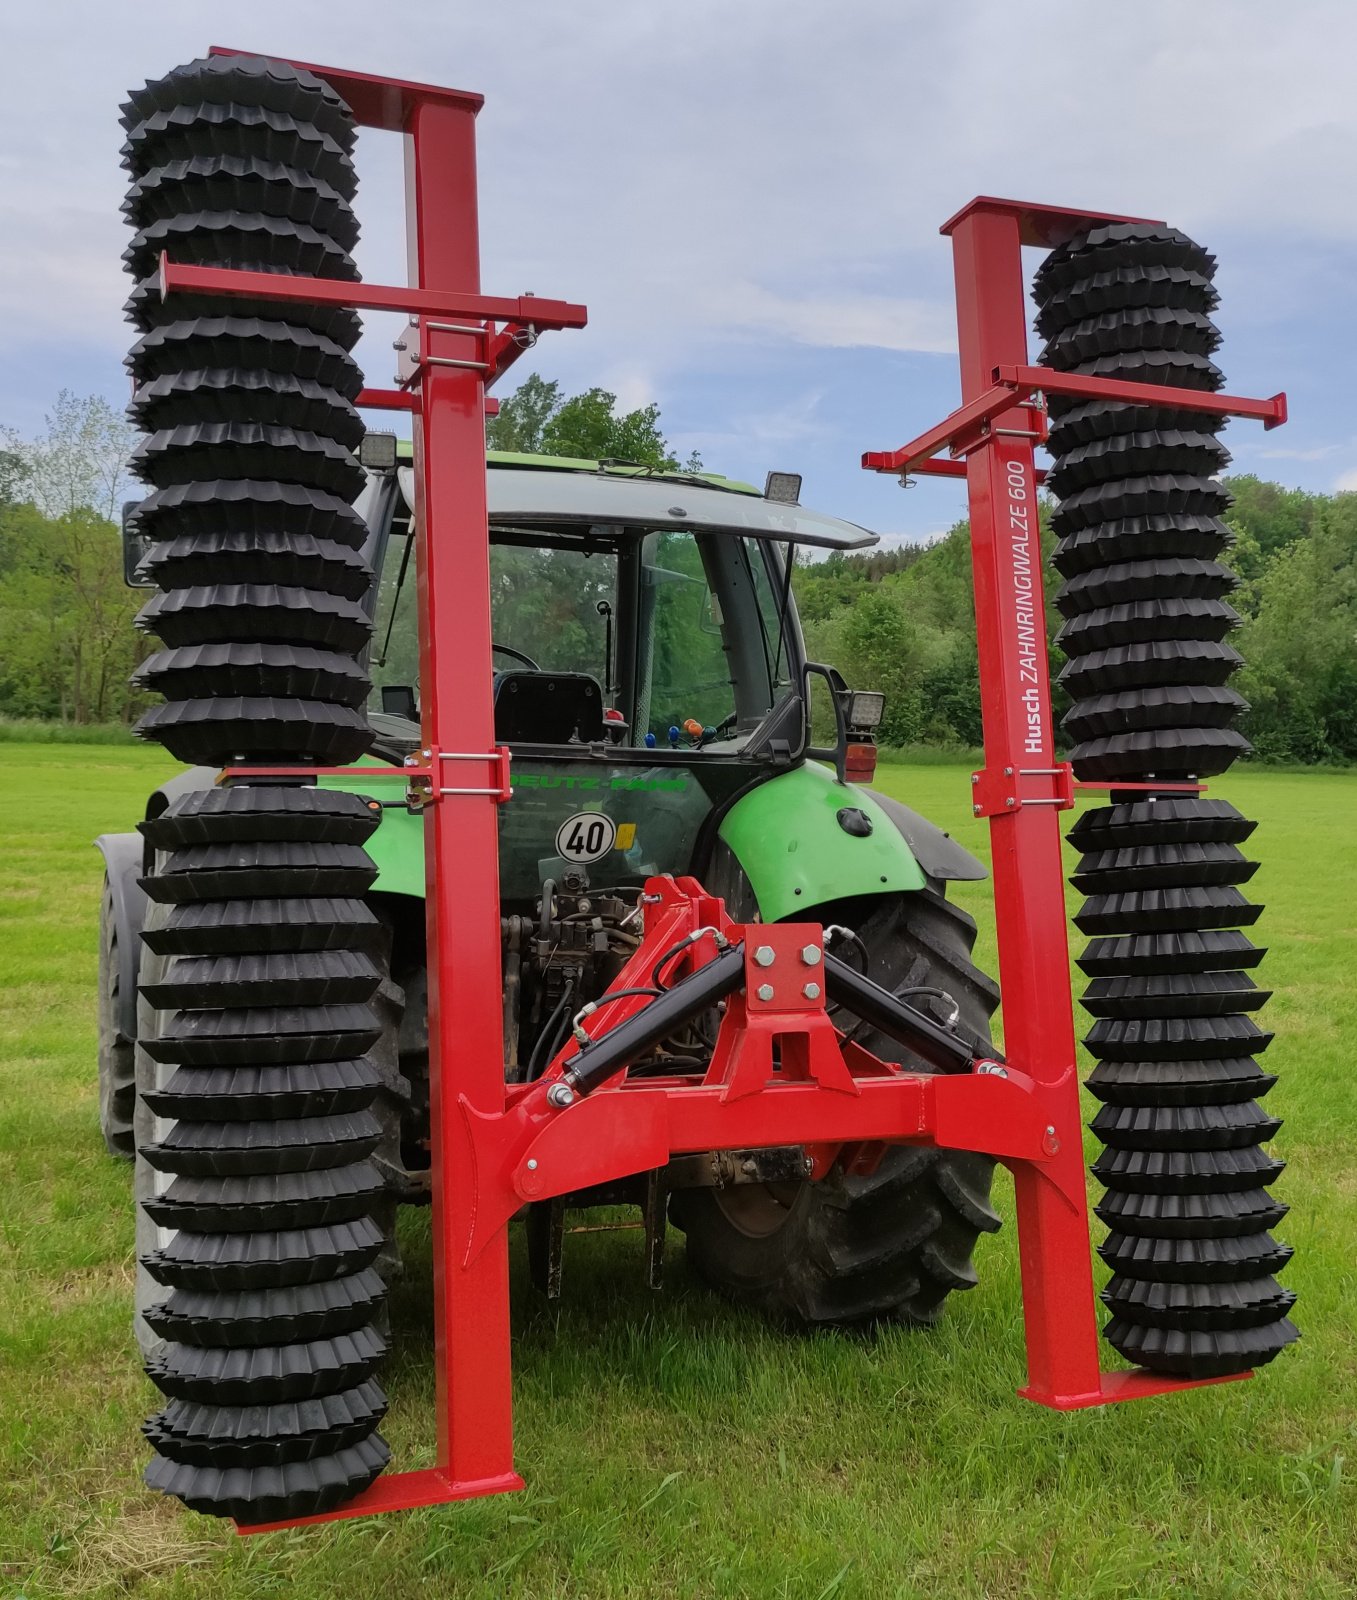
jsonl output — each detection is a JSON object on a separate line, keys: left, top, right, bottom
{"left": 369, "top": 511, "right": 799, "bottom": 752}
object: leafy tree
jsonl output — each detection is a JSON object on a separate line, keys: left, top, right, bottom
{"left": 488, "top": 374, "right": 701, "bottom": 472}
{"left": 2, "top": 390, "right": 136, "bottom": 521}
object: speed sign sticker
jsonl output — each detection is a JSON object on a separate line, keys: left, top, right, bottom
{"left": 555, "top": 810, "right": 617, "bottom": 864}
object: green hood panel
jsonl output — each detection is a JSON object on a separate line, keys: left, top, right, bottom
{"left": 717, "top": 763, "right": 926, "bottom": 922}
{"left": 316, "top": 764, "right": 425, "bottom": 899}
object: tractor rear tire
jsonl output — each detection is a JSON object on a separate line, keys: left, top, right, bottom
{"left": 670, "top": 887, "right": 1002, "bottom": 1327}
{"left": 98, "top": 874, "right": 137, "bottom": 1160}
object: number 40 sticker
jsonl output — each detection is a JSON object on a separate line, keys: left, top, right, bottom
{"left": 555, "top": 810, "right": 617, "bottom": 864}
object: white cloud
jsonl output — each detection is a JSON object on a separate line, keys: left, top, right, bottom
{"left": 1335, "top": 469, "right": 1357, "bottom": 493}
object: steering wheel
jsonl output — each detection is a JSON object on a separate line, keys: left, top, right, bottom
{"left": 493, "top": 643, "right": 541, "bottom": 671}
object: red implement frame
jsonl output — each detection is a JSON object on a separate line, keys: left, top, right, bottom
{"left": 178, "top": 71, "right": 1283, "bottom": 1527}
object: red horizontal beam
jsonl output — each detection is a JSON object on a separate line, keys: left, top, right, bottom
{"left": 862, "top": 382, "right": 1031, "bottom": 474}
{"left": 940, "top": 195, "right": 1166, "bottom": 248}
{"left": 159, "top": 256, "right": 588, "bottom": 331}
{"left": 356, "top": 388, "right": 414, "bottom": 411}
{"left": 995, "top": 364, "right": 1288, "bottom": 429}
{"left": 208, "top": 45, "right": 483, "bottom": 128}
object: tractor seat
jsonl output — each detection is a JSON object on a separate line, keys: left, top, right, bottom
{"left": 492, "top": 670, "right": 605, "bottom": 744}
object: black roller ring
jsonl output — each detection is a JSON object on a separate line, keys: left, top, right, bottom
{"left": 121, "top": 55, "right": 357, "bottom": 152}
{"left": 135, "top": 700, "right": 371, "bottom": 767}
{"left": 1066, "top": 726, "right": 1251, "bottom": 782}
{"left": 1074, "top": 885, "right": 1262, "bottom": 935}
{"left": 1056, "top": 557, "right": 1237, "bottom": 617}
{"left": 122, "top": 103, "right": 358, "bottom": 197}
{"left": 1099, "top": 1229, "right": 1292, "bottom": 1284}
{"left": 1042, "top": 306, "right": 1222, "bottom": 370}
{"left": 142, "top": 1217, "right": 385, "bottom": 1293}
{"left": 126, "top": 318, "right": 361, "bottom": 396}
{"left": 131, "top": 421, "right": 364, "bottom": 499}
{"left": 144, "top": 949, "right": 381, "bottom": 1012}
{"left": 145, "top": 1269, "right": 387, "bottom": 1350}
{"left": 144, "top": 1058, "right": 382, "bottom": 1122}
{"left": 1050, "top": 473, "right": 1231, "bottom": 536}
{"left": 145, "top": 1433, "right": 389, "bottom": 1524}
{"left": 139, "top": 531, "right": 372, "bottom": 601}
{"left": 123, "top": 155, "right": 360, "bottom": 249}
{"left": 1058, "top": 598, "right": 1241, "bottom": 653}
{"left": 1085, "top": 1057, "right": 1277, "bottom": 1109}
{"left": 1102, "top": 1316, "right": 1298, "bottom": 1378}
{"left": 145, "top": 1325, "right": 387, "bottom": 1406}
{"left": 141, "top": 898, "right": 383, "bottom": 958}
{"left": 1047, "top": 398, "right": 1226, "bottom": 458}
{"left": 1070, "top": 841, "right": 1257, "bottom": 894}
{"left": 1084, "top": 1014, "right": 1273, "bottom": 1064}
{"left": 143, "top": 784, "right": 380, "bottom": 848}
{"left": 145, "top": 1379, "right": 386, "bottom": 1468}
{"left": 122, "top": 209, "right": 358, "bottom": 284}
{"left": 1091, "top": 1144, "right": 1284, "bottom": 1195}
{"left": 1046, "top": 430, "right": 1229, "bottom": 498}
{"left": 1033, "top": 223, "right": 1215, "bottom": 303}
{"left": 143, "top": 1162, "right": 385, "bottom": 1233}
{"left": 142, "top": 1111, "right": 382, "bottom": 1179}
{"left": 1063, "top": 686, "right": 1246, "bottom": 744}
{"left": 141, "top": 1005, "right": 382, "bottom": 1068}
{"left": 1068, "top": 798, "right": 1255, "bottom": 851}
{"left": 130, "top": 369, "right": 362, "bottom": 444}
{"left": 1103, "top": 1274, "right": 1294, "bottom": 1334}
{"left": 1059, "top": 640, "right": 1243, "bottom": 698}
{"left": 142, "top": 839, "right": 378, "bottom": 901}
{"left": 1094, "top": 1187, "right": 1287, "bottom": 1240}
{"left": 1034, "top": 264, "right": 1218, "bottom": 339}
{"left": 1053, "top": 514, "right": 1233, "bottom": 578}
{"left": 135, "top": 643, "right": 370, "bottom": 706}
{"left": 1081, "top": 971, "right": 1267, "bottom": 1021}
{"left": 137, "top": 585, "right": 372, "bottom": 653}
{"left": 129, "top": 479, "right": 366, "bottom": 548}
{"left": 1077, "top": 930, "right": 1264, "bottom": 978}
{"left": 1091, "top": 1099, "right": 1281, "bottom": 1150}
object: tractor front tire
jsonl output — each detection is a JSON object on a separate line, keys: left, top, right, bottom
{"left": 97, "top": 873, "right": 137, "bottom": 1160}
{"left": 671, "top": 888, "right": 1002, "bottom": 1327}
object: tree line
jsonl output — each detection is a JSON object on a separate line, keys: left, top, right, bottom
{"left": 1, "top": 384, "right": 1352, "bottom": 763}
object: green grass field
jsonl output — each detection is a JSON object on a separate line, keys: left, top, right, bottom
{"left": 1, "top": 743, "right": 1353, "bottom": 1599}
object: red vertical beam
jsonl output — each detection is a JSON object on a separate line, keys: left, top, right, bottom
{"left": 406, "top": 96, "right": 522, "bottom": 1491}
{"left": 947, "top": 206, "right": 1105, "bottom": 1403}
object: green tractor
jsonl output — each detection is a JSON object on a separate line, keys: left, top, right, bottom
{"left": 99, "top": 446, "right": 1000, "bottom": 1340}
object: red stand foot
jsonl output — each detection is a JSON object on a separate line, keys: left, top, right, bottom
{"left": 236, "top": 1467, "right": 526, "bottom": 1534}
{"left": 1019, "top": 1367, "right": 1253, "bottom": 1412}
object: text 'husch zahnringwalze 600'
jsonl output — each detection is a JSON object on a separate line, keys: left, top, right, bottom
{"left": 96, "top": 48, "right": 1297, "bottom": 1528}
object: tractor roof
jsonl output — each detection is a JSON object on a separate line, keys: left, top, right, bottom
{"left": 390, "top": 441, "right": 878, "bottom": 550}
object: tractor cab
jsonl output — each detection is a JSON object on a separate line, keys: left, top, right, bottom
{"left": 349, "top": 449, "right": 893, "bottom": 905}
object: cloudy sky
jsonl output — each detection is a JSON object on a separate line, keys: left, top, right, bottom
{"left": 2, "top": 0, "right": 1353, "bottom": 543}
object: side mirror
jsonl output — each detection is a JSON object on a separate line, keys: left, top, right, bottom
{"left": 121, "top": 501, "right": 156, "bottom": 588}
{"left": 380, "top": 684, "right": 418, "bottom": 723}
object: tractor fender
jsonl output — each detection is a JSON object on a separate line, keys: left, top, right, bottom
{"left": 863, "top": 787, "right": 987, "bottom": 884}
{"left": 716, "top": 761, "right": 930, "bottom": 924}
{"left": 144, "top": 765, "right": 217, "bottom": 822}
{"left": 93, "top": 832, "right": 149, "bottom": 1051}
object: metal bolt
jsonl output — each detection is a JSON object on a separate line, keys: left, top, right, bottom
{"left": 971, "top": 773, "right": 979, "bottom": 785}
{"left": 754, "top": 945, "right": 776, "bottom": 967}
{"left": 546, "top": 1082, "right": 576, "bottom": 1108}
{"left": 1045, "top": 1126, "right": 1056, "bottom": 1138}
{"left": 526, "top": 1159, "right": 538, "bottom": 1171}
{"left": 801, "top": 945, "right": 822, "bottom": 966}
{"left": 977, "top": 1061, "right": 1008, "bottom": 1079}
{"left": 1004, "top": 766, "right": 1014, "bottom": 776}
{"left": 973, "top": 804, "right": 982, "bottom": 816}
{"left": 802, "top": 1156, "right": 815, "bottom": 1176}
{"left": 1005, "top": 797, "right": 1015, "bottom": 807}
{"left": 756, "top": 983, "right": 775, "bottom": 1002}
{"left": 803, "top": 982, "right": 821, "bottom": 1001}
